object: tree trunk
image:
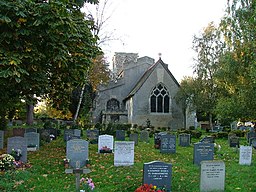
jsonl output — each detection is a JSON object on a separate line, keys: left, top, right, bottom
{"left": 209, "top": 113, "right": 213, "bottom": 131}
{"left": 183, "top": 107, "right": 187, "bottom": 129}
{"left": 73, "top": 84, "right": 85, "bottom": 122}
{"left": 26, "top": 104, "right": 34, "bottom": 125}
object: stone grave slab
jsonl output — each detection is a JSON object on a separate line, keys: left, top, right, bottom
{"left": 246, "top": 131, "right": 256, "bottom": 143}
{"left": 140, "top": 130, "right": 149, "bottom": 143}
{"left": 73, "top": 129, "right": 81, "bottom": 137}
{"left": 98, "top": 134, "right": 114, "bottom": 153}
{"left": 24, "top": 132, "right": 40, "bottom": 150}
{"left": 64, "top": 129, "right": 74, "bottom": 141}
{"left": 200, "top": 160, "right": 225, "bottom": 192}
{"left": 179, "top": 133, "right": 191, "bottom": 147}
{"left": 160, "top": 134, "right": 176, "bottom": 154}
{"left": 239, "top": 146, "right": 252, "bottom": 165}
{"left": 114, "top": 141, "right": 134, "bottom": 166}
{"left": 66, "top": 139, "right": 89, "bottom": 169}
{"left": 249, "top": 137, "right": 256, "bottom": 149}
{"left": 7, "top": 136, "right": 27, "bottom": 163}
{"left": 154, "top": 132, "right": 167, "bottom": 149}
{"left": 143, "top": 161, "right": 172, "bottom": 192}
{"left": 229, "top": 136, "right": 239, "bottom": 148}
{"left": 13, "top": 128, "right": 25, "bottom": 137}
{"left": 116, "top": 130, "right": 125, "bottom": 141}
{"left": 86, "top": 130, "right": 99, "bottom": 144}
{"left": 193, "top": 142, "right": 214, "bottom": 166}
{"left": 200, "top": 136, "right": 214, "bottom": 143}
{"left": 129, "top": 133, "right": 138, "bottom": 146}
{"left": 0, "top": 130, "right": 4, "bottom": 149}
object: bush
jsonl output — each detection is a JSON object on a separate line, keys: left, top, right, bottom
{"left": 230, "top": 130, "right": 246, "bottom": 137}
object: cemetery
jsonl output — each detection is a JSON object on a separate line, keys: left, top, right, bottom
{"left": 0, "top": 123, "right": 256, "bottom": 192}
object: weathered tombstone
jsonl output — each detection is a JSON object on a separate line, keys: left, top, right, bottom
{"left": 140, "top": 130, "right": 149, "bottom": 143}
{"left": 0, "top": 130, "right": 4, "bottom": 149}
{"left": 229, "top": 136, "right": 240, "bottom": 148}
{"left": 67, "top": 135, "right": 81, "bottom": 141}
{"left": 86, "top": 129, "right": 99, "bottom": 144}
{"left": 116, "top": 130, "right": 125, "bottom": 141}
{"left": 143, "top": 161, "right": 172, "bottom": 192}
{"left": 239, "top": 146, "right": 252, "bottom": 165}
{"left": 40, "top": 129, "right": 51, "bottom": 143}
{"left": 179, "top": 133, "right": 191, "bottom": 147}
{"left": 24, "top": 132, "right": 40, "bottom": 150}
{"left": 160, "top": 134, "right": 176, "bottom": 154}
{"left": 65, "top": 139, "right": 90, "bottom": 192}
{"left": 249, "top": 137, "right": 256, "bottom": 149}
{"left": 200, "top": 160, "right": 225, "bottom": 192}
{"left": 246, "top": 131, "right": 256, "bottom": 143}
{"left": 25, "top": 128, "right": 37, "bottom": 133}
{"left": 98, "top": 134, "right": 114, "bottom": 153}
{"left": 114, "top": 141, "right": 134, "bottom": 166}
{"left": 46, "top": 128, "right": 58, "bottom": 139}
{"left": 193, "top": 142, "right": 214, "bottom": 166}
{"left": 228, "top": 133, "right": 236, "bottom": 142}
{"left": 129, "top": 133, "right": 138, "bottom": 146}
{"left": 64, "top": 129, "right": 74, "bottom": 141}
{"left": 7, "top": 136, "right": 27, "bottom": 163}
{"left": 13, "top": 128, "right": 25, "bottom": 137}
{"left": 154, "top": 132, "right": 167, "bottom": 149}
{"left": 73, "top": 129, "right": 81, "bottom": 137}
{"left": 200, "top": 136, "right": 214, "bottom": 143}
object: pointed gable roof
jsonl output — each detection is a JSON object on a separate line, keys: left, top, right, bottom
{"left": 124, "top": 58, "right": 180, "bottom": 101}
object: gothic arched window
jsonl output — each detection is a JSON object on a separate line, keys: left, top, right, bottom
{"left": 150, "top": 83, "right": 170, "bottom": 113}
{"left": 107, "top": 98, "right": 120, "bottom": 111}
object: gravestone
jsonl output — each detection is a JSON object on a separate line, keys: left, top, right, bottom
{"left": 86, "top": 129, "right": 99, "bottom": 144}
{"left": 129, "top": 133, "right": 138, "bottom": 146}
{"left": 46, "top": 128, "right": 58, "bottom": 139}
{"left": 73, "top": 129, "right": 81, "bottom": 137}
{"left": 40, "top": 129, "right": 51, "bottom": 143}
{"left": 98, "top": 134, "right": 114, "bottom": 153}
{"left": 13, "top": 128, "right": 25, "bottom": 137}
{"left": 160, "top": 134, "right": 176, "bottom": 154}
{"left": 249, "top": 137, "right": 256, "bottom": 149}
{"left": 7, "top": 136, "right": 27, "bottom": 163}
{"left": 228, "top": 133, "right": 236, "bottom": 142}
{"left": 239, "top": 146, "right": 252, "bottom": 165}
{"left": 114, "top": 141, "right": 134, "bottom": 166}
{"left": 143, "top": 161, "right": 172, "bottom": 192}
{"left": 200, "top": 136, "right": 214, "bottom": 143}
{"left": 116, "top": 130, "right": 125, "bottom": 141}
{"left": 140, "top": 130, "right": 149, "bottom": 143}
{"left": 179, "top": 133, "right": 191, "bottom": 147}
{"left": 193, "top": 142, "right": 214, "bottom": 166}
{"left": 25, "top": 128, "right": 37, "bottom": 133}
{"left": 246, "top": 131, "right": 256, "bottom": 143}
{"left": 66, "top": 139, "right": 89, "bottom": 169}
{"left": 24, "top": 132, "right": 40, "bottom": 150}
{"left": 229, "top": 136, "right": 239, "bottom": 148}
{"left": 154, "top": 132, "right": 167, "bottom": 149}
{"left": 0, "top": 130, "right": 4, "bottom": 149}
{"left": 64, "top": 129, "right": 74, "bottom": 141}
{"left": 200, "top": 160, "right": 225, "bottom": 192}
{"left": 67, "top": 135, "right": 81, "bottom": 141}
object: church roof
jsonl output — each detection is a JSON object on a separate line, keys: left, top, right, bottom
{"left": 124, "top": 58, "right": 180, "bottom": 101}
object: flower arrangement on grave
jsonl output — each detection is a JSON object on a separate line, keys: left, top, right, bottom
{"left": 10, "top": 148, "right": 22, "bottom": 161}
{"left": 135, "top": 184, "right": 166, "bottom": 192}
{"left": 63, "top": 158, "right": 70, "bottom": 168}
{"left": 0, "top": 154, "right": 15, "bottom": 171}
{"left": 80, "top": 177, "right": 95, "bottom": 191}
{"left": 100, "top": 146, "right": 112, "bottom": 153}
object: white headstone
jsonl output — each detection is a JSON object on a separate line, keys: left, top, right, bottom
{"left": 98, "top": 135, "right": 114, "bottom": 153}
{"left": 239, "top": 146, "right": 252, "bottom": 165}
{"left": 114, "top": 141, "right": 134, "bottom": 166}
{"left": 200, "top": 160, "right": 225, "bottom": 192}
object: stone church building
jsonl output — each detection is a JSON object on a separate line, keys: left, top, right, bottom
{"left": 92, "top": 52, "right": 193, "bottom": 130}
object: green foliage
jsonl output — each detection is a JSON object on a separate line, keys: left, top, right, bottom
{"left": 229, "top": 129, "right": 246, "bottom": 137}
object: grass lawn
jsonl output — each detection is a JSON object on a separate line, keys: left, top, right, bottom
{"left": 0, "top": 132, "right": 256, "bottom": 192}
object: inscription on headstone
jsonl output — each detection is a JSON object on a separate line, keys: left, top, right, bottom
{"left": 179, "top": 133, "right": 191, "bottom": 147}
{"left": 129, "top": 133, "right": 138, "bottom": 146}
{"left": 200, "top": 160, "right": 225, "bottom": 192}
{"left": 66, "top": 139, "right": 89, "bottom": 168}
{"left": 239, "top": 146, "right": 252, "bottom": 165}
{"left": 143, "top": 161, "right": 172, "bottom": 192}
{"left": 193, "top": 143, "right": 214, "bottom": 166}
{"left": 7, "top": 136, "right": 27, "bottom": 163}
{"left": 114, "top": 141, "right": 134, "bottom": 166}
{"left": 0, "top": 130, "right": 4, "bottom": 149}
{"left": 160, "top": 134, "right": 176, "bottom": 154}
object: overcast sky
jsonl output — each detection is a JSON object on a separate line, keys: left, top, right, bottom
{"left": 85, "top": 0, "right": 227, "bottom": 82}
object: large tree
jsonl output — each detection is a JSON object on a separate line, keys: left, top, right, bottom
{"left": 0, "top": 0, "right": 100, "bottom": 127}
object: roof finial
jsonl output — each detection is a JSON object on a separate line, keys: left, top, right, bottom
{"left": 158, "top": 53, "right": 162, "bottom": 59}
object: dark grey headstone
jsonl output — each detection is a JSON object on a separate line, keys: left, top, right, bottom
{"left": 13, "top": 128, "right": 25, "bottom": 137}
{"left": 229, "top": 136, "right": 239, "bottom": 148}
{"left": 200, "top": 136, "right": 214, "bottom": 143}
{"left": 154, "top": 132, "right": 167, "bottom": 149}
{"left": 193, "top": 142, "right": 214, "bottom": 166}
{"left": 129, "top": 133, "right": 138, "bottom": 146}
{"left": 7, "top": 136, "right": 27, "bottom": 163}
{"left": 24, "top": 132, "right": 40, "bottom": 150}
{"left": 67, "top": 135, "right": 81, "bottom": 141}
{"left": 246, "top": 131, "right": 256, "bottom": 143}
{"left": 249, "top": 137, "right": 256, "bottom": 149}
{"left": 160, "top": 134, "right": 176, "bottom": 154}
{"left": 179, "top": 134, "right": 191, "bottom": 147}
{"left": 73, "top": 129, "right": 81, "bottom": 137}
{"left": 116, "top": 130, "right": 125, "bottom": 141}
{"left": 114, "top": 141, "right": 134, "bottom": 166}
{"left": 66, "top": 139, "right": 89, "bottom": 169}
{"left": 86, "top": 130, "right": 99, "bottom": 144}
{"left": 143, "top": 161, "right": 172, "bottom": 192}
{"left": 40, "top": 129, "right": 51, "bottom": 143}
{"left": 98, "top": 134, "right": 114, "bottom": 153}
{"left": 200, "top": 160, "right": 225, "bottom": 192}
{"left": 25, "top": 128, "right": 37, "bottom": 133}
{"left": 140, "top": 130, "right": 149, "bottom": 143}
{"left": 0, "top": 130, "right": 4, "bottom": 149}
{"left": 64, "top": 129, "right": 74, "bottom": 141}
